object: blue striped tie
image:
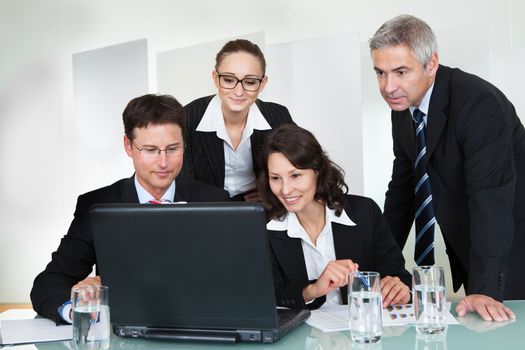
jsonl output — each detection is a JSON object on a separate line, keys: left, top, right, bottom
{"left": 413, "top": 109, "right": 435, "bottom": 266}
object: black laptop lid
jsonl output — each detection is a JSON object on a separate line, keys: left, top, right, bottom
{"left": 90, "top": 202, "right": 278, "bottom": 331}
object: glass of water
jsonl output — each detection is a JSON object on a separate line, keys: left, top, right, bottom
{"left": 348, "top": 271, "right": 382, "bottom": 343}
{"left": 72, "top": 285, "right": 111, "bottom": 350}
{"left": 413, "top": 266, "right": 447, "bottom": 335}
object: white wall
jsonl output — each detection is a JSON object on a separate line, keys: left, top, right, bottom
{"left": 0, "top": 0, "right": 523, "bottom": 303}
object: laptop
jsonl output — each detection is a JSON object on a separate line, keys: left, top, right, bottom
{"left": 89, "top": 202, "right": 310, "bottom": 343}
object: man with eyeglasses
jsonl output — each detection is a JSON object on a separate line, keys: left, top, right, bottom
{"left": 31, "top": 94, "right": 229, "bottom": 324}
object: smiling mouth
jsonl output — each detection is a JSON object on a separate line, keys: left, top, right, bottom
{"left": 282, "top": 196, "right": 301, "bottom": 204}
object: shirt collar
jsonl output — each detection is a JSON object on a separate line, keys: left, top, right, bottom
{"left": 134, "top": 175, "right": 176, "bottom": 204}
{"left": 266, "top": 206, "right": 356, "bottom": 233}
{"left": 409, "top": 83, "right": 434, "bottom": 116}
{"left": 196, "top": 95, "right": 271, "bottom": 133}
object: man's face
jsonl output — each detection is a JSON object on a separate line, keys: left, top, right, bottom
{"left": 124, "top": 123, "right": 184, "bottom": 198}
{"left": 372, "top": 44, "right": 438, "bottom": 111}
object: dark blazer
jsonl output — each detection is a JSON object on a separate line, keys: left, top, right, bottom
{"left": 268, "top": 195, "right": 411, "bottom": 310}
{"left": 30, "top": 175, "right": 229, "bottom": 323}
{"left": 384, "top": 65, "right": 525, "bottom": 300}
{"left": 182, "top": 95, "right": 295, "bottom": 191}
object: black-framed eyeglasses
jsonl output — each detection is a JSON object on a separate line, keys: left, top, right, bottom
{"left": 216, "top": 71, "right": 264, "bottom": 92}
{"left": 132, "top": 141, "right": 183, "bottom": 160}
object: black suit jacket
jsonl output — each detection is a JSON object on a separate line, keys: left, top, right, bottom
{"left": 30, "top": 175, "right": 229, "bottom": 323}
{"left": 268, "top": 195, "right": 411, "bottom": 310}
{"left": 384, "top": 65, "right": 525, "bottom": 300}
{"left": 182, "top": 95, "right": 295, "bottom": 190}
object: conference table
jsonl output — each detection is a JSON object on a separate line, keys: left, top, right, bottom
{"left": 6, "top": 301, "right": 524, "bottom": 350}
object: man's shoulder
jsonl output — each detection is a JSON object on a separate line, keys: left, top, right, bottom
{"left": 175, "top": 176, "right": 229, "bottom": 202}
{"left": 438, "top": 65, "right": 502, "bottom": 99}
{"left": 77, "top": 177, "right": 132, "bottom": 204}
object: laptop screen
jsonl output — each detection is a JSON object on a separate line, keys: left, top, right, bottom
{"left": 90, "top": 202, "right": 279, "bottom": 331}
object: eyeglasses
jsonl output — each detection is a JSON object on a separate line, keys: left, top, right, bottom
{"left": 216, "top": 71, "right": 264, "bottom": 92}
{"left": 132, "top": 142, "right": 183, "bottom": 160}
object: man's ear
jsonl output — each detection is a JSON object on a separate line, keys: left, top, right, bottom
{"left": 124, "top": 135, "right": 133, "bottom": 157}
{"left": 426, "top": 52, "right": 439, "bottom": 76}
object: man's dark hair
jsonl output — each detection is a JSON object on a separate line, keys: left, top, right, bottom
{"left": 122, "top": 94, "right": 185, "bottom": 140}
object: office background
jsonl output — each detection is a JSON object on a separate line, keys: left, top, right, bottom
{"left": 1, "top": 0, "right": 524, "bottom": 303}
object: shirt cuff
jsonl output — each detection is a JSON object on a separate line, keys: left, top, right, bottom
{"left": 58, "top": 300, "right": 73, "bottom": 324}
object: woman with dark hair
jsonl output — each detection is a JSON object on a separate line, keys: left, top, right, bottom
{"left": 259, "top": 124, "right": 411, "bottom": 309}
{"left": 184, "top": 39, "right": 295, "bottom": 201}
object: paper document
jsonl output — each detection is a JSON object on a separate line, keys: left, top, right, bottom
{"left": 0, "top": 318, "right": 72, "bottom": 345}
{"left": 307, "top": 303, "right": 459, "bottom": 332}
{"left": 0, "top": 309, "right": 37, "bottom": 321}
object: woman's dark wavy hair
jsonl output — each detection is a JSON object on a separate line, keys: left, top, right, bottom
{"left": 258, "top": 124, "right": 348, "bottom": 220}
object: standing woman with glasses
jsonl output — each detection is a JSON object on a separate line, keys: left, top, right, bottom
{"left": 183, "top": 39, "right": 295, "bottom": 201}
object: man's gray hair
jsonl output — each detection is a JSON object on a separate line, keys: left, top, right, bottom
{"left": 369, "top": 15, "right": 437, "bottom": 68}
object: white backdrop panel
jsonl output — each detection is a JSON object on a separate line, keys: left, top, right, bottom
{"left": 72, "top": 39, "right": 149, "bottom": 195}
{"left": 263, "top": 33, "right": 363, "bottom": 194}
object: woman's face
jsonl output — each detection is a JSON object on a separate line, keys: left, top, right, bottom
{"left": 213, "top": 51, "right": 267, "bottom": 117}
{"left": 268, "top": 152, "right": 318, "bottom": 216}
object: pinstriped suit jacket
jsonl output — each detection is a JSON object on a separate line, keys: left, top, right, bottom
{"left": 384, "top": 65, "right": 525, "bottom": 300}
{"left": 182, "top": 95, "right": 295, "bottom": 192}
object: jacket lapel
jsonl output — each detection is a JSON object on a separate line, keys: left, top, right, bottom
{"left": 251, "top": 129, "right": 266, "bottom": 175}
{"left": 426, "top": 66, "right": 450, "bottom": 159}
{"left": 393, "top": 109, "right": 418, "bottom": 164}
{"left": 197, "top": 132, "right": 225, "bottom": 186}
{"left": 120, "top": 175, "right": 140, "bottom": 203}
{"left": 268, "top": 230, "right": 309, "bottom": 284}
{"left": 333, "top": 223, "right": 361, "bottom": 304}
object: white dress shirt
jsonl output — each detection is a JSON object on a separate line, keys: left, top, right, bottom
{"left": 409, "top": 83, "right": 434, "bottom": 126}
{"left": 196, "top": 95, "right": 271, "bottom": 197}
{"left": 267, "top": 207, "right": 356, "bottom": 306}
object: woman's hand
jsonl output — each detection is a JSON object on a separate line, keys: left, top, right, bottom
{"left": 381, "top": 276, "right": 410, "bottom": 306}
{"left": 303, "top": 259, "right": 358, "bottom": 302}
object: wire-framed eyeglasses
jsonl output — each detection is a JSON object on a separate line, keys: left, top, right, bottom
{"left": 132, "top": 142, "right": 183, "bottom": 159}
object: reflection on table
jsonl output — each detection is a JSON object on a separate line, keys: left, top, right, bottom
{"left": 17, "top": 301, "right": 525, "bottom": 350}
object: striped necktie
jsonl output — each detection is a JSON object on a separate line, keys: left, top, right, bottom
{"left": 413, "top": 108, "right": 436, "bottom": 266}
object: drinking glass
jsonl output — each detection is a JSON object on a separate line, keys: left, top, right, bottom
{"left": 413, "top": 266, "right": 447, "bottom": 334}
{"left": 72, "top": 285, "right": 111, "bottom": 350}
{"left": 348, "top": 271, "right": 382, "bottom": 343}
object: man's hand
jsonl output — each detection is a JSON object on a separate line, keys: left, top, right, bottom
{"left": 70, "top": 276, "right": 102, "bottom": 302}
{"left": 456, "top": 294, "right": 516, "bottom": 322}
{"left": 303, "top": 260, "right": 358, "bottom": 302}
{"left": 381, "top": 276, "right": 410, "bottom": 306}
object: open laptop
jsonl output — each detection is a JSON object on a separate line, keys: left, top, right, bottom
{"left": 90, "top": 202, "right": 310, "bottom": 343}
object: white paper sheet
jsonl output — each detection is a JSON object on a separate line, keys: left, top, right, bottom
{"left": 0, "top": 309, "right": 37, "bottom": 321}
{"left": 0, "top": 318, "right": 72, "bottom": 345}
{"left": 307, "top": 303, "right": 459, "bottom": 332}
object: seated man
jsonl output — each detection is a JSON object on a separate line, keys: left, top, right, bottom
{"left": 31, "top": 94, "right": 229, "bottom": 323}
